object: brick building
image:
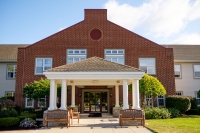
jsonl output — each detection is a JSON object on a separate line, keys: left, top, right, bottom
{"left": 15, "top": 9, "right": 175, "bottom": 113}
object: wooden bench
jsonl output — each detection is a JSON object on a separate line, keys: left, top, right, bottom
{"left": 119, "top": 109, "right": 145, "bottom": 127}
{"left": 43, "top": 110, "right": 70, "bottom": 128}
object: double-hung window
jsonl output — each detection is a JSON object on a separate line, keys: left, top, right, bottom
{"left": 105, "top": 49, "right": 124, "bottom": 64}
{"left": 5, "top": 91, "right": 15, "bottom": 97}
{"left": 67, "top": 49, "right": 87, "bottom": 64}
{"left": 38, "top": 97, "right": 46, "bottom": 108}
{"left": 35, "top": 58, "right": 52, "bottom": 74}
{"left": 157, "top": 95, "right": 165, "bottom": 107}
{"left": 194, "top": 65, "right": 200, "bottom": 78}
{"left": 174, "top": 65, "right": 181, "bottom": 78}
{"left": 25, "top": 98, "right": 34, "bottom": 108}
{"left": 176, "top": 91, "right": 183, "bottom": 96}
{"left": 139, "top": 58, "right": 156, "bottom": 74}
{"left": 145, "top": 95, "right": 153, "bottom": 107}
{"left": 195, "top": 92, "right": 200, "bottom": 106}
{"left": 7, "top": 65, "right": 17, "bottom": 78}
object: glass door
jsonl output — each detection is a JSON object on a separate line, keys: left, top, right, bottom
{"left": 83, "top": 92, "right": 108, "bottom": 113}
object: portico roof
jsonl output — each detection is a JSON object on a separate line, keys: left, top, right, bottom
{"left": 45, "top": 56, "right": 144, "bottom": 72}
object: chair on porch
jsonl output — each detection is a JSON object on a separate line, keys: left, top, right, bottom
{"left": 69, "top": 108, "right": 80, "bottom": 124}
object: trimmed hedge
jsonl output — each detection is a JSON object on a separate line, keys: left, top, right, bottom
{"left": 187, "top": 96, "right": 198, "bottom": 109}
{"left": 0, "top": 109, "right": 18, "bottom": 118}
{"left": 167, "top": 108, "right": 180, "bottom": 117}
{"left": 144, "top": 107, "right": 171, "bottom": 119}
{"left": 18, "top": 113, "right": 37, "bottom": 121}
{"left": 166, "top": 95, "right": 191, "bottom": 113}
{"left": 0, "top": 117, "right": 20, "bottom": 127}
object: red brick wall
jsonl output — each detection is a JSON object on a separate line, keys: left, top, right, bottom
{"left": 15, "top": 9, "right": 175, "bottom": 108}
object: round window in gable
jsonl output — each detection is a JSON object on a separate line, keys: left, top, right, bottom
{"left": 90, "top": 29, "right": 102, "bottom": 40}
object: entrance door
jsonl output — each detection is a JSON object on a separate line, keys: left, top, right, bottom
{"left": 83, "top": 92, "right": 108, "bottom": 113}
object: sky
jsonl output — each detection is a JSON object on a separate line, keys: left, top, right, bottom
{"left": 0, "top": 0, "right": 200, "bottom": 45}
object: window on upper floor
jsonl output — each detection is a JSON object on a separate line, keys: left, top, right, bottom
{"left": 195, "top": 91, "right": 200, "bottom": 106}
{"left": 157, "top": 95, "right": 165, "bottom": 107}
{"left": 176, "top": 91, "right": 183, "bottom": 96}
{"left": 174, "top": 65, "right": 181, "bottom": 78}
{"left": 25, "top": 98, "right": 34, "bottom": 108}
{"left": 139, "top": 58, "right": 156, "bottom": 74}
{"left": 105, "top": 49, "right": 124, "bottom": 65}
{"left": 67, "top": 49, "right": 87, "bottom": 64}
{"left": 7, "top": 65, "right": 17, "bottom": 79}
{"left": 5, "top": 91, "right": 15, "bottom": 97}
{"left": 35, "top": 58, "right": 52, "bottom": 74}
{"left": 194, "top": 65, "right": 200, "bottom": 78}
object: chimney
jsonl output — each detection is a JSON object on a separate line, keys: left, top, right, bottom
{"left": 84, "top": 9, "right": 107, "bottom": 21}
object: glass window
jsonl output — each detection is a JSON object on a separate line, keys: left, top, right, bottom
{"left": 195, "top": 92, "right": 200, "bottom": 106}
{"left": 25, "top": 98, "right": 34, "bottom": 108}
{"left": 174, "top": 65, "right": 181, "bottom": 78}
{"left": 194, "top": 65, "right": 200, "bottom": 78}
{"left": 176, "top": 91, "right": 183, "bottom": 96}
{"left": 139, "top": 58, "right": 156, "bottom": 74}
{"left": 35, "top": 58, "right": 52, "bottom": 74}
{"left": 7, "top": 65, "right": 17, "bottom": 78}
{"left": 105, "top": 49, "right": 124, "bottom": 64}
{"left": 38, "top": 97, "right": 46, "bottom": 108}
{"left": 145, "top": 95, "right": 153, "bottom": 107}
{"left": 5, "top": 91, "right": 15, "bottom": 97}
{"left": 157, "top": 95, "right": 165, "bottom": 107}
{"left": 67, "top": 49, "right": 87, "bottom": 64}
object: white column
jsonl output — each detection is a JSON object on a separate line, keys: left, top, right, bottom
{"left": 71, "top": 85, "right": 75, "bottom": 107}
{"left": 132, "top": 80, "right": 135, "bottom": 109}
{"left": 122, "top": 80, "right": 129, "bottom": 109}
{"left": 54, "top": 83, "right": 57, "bottom": 109}
{"left": 115, "top": 85, "right": 120, "bottom": 107}
{"left": 134, "top": 80, "right": 141, "bottom": 109}
{"left": 60, "top": 80, "right": 67, "bottom": 110}
{"left": 48, "top": 79, "right": 55, "bottom": 110}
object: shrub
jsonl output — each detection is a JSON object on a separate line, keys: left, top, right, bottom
{"left": 166, "top": 95, "right": 191, "bottom": 113}
{"left": 144, "top": 107, "right": 171, "bottom": 119}
{"left": 19, "top": 118, "right": 37, "bottom": 128}
{"left": 187, "top": 96, "right": 198, "bottom": 109}
{"left": 167, "top": 108, "right": 180, "bottom": 118}
{"left": 0, "top": 108, "right": 18, "bottom": 118}
{"left": 0, "top": 117, "right": 20, "bottom": 127}
{"left": 18, "top": 113, "right": 37, "bottom": 121}
{"left": 21, "top": 108, "right": 35, "bottom": 113}
{"left": 0, "top": 99, "right": 16, "bottom": 110}
{"left": 14, "top": 104, "right": 22, "bottom": 115}
{"left": 185, "top": 109, "right": 200, "bottom": 115}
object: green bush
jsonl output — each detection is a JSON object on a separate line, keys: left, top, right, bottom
{"left": 14, "top": 104, "right": 22, "bottom": 115}
{"left": 166, "top": 95, "right": 191, "bottom": 113}
{"left": 187, "top": 96, "right": 198, "bottom": 109}
{"left": 144, "top": 107, "right": 171, "bottom": 119}
{"left": 0, "top": 117, "right": 20, "bottom": 127}
{"left": 167, "top": 108, "right": 180, "bottom": 118}
{"left": 21, "top": 108, "right": 35, "bottom": 113}
{"left": 185, "top": 109, "right": 200, "bottom": 115}
{"left": 0, "top": 109, "right": 18, "bottom": 118}
{"left": 18, "top": 113, "right": 37, "bottom": 121}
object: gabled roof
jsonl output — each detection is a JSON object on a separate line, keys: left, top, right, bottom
{"left": 45, "top": 56, "right": 144, "bottom": 72}
{"left": 0, "top": 44, "right": 28, "bottom": 61}
{"left": 162, "top": 45, "right": 200, "bottom": 61}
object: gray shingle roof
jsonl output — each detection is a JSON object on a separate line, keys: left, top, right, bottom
{"left": 0, "top": 45, "right": 28, "bottom": 60}
{"left": 162, "top": 45, "right": 200, "bottom": 60}
{"left": 45, "top": 56, "right": 144, "bottom": 72}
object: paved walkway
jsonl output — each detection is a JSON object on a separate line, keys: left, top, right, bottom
{"left": 2, "top": 114, "right": 153, "bottom": 133}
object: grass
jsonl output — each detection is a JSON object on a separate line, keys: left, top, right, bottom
{"left": 146, "top": 115, "right": 200, "bottom": 133}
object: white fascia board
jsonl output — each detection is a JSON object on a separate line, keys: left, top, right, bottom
{"left": 43, "top": 72, "right": 144, "bottom": 75}
{"left": 0, "top": 60, "right": 17, "bottom": 62}
{"left": 174, "top": 60, "right": 200, "bottom": 63}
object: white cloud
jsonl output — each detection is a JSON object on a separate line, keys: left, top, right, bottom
{"left": 169, "top": 33, "right": 200, "bottom": 44}
{"left": 103, "top": 0, "right": 200, "bottom": 38}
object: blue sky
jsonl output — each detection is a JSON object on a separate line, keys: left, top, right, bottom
{"left": 0, "top": 0, "right": 200, "bottom": 44}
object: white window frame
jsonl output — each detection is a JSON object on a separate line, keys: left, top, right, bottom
{"left": 174, "top": 64, "right": 181, "bottom": 78}
{"left": 194, "top": 65, "right": 200, "bottom": 78}
{"left": 38, "top": 97, "right": 46, "bottom": 108}
{"left": 157, "top": 95, "right": 165, "bottom": 107}
{"left": 25, "top": 98, "right": 34, "bottom": 108}
{"left": 67, "top": 49, "right": 87, "bottom": 64}
{"left": 139, "top": 58, "right": 156, "bottom": 75}
{"left": 105, "top": 49, "right": 124, "bottom": 65}
{"left": 145, "top": 95, "right": 153, "bottom": 107}
{"left": 35, "top": 58, "right": 52, "bottom": 75}
{"left": 7, "top": 64, "right": 17, "bottom": 79}
{"left": 176, "top": 91, "right": 183, "bottom": 96}
{"left": 5, "top": 91, "right": 15, "bottom": 97}
{"left": 195, "top": 91, "right": 200, "bottom": 106}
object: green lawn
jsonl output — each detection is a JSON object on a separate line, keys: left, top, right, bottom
{"left": 146, "top": 115, "right": 200, "bottom": 133}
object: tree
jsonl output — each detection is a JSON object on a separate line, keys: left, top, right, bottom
{"left": 197, "top": 90, "right": 200, "bottom": 98}
{"left": 23, "top": 78, "right": 61, "bottom": 106}
{"left": 129, "top": 74, "right": 166, "bottom": 108}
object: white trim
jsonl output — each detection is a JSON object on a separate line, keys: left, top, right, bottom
{"left": 44, "top": 72, "right": 144, "bottom": 75}
{"left": 38, "top": 97, "right": 46, "bottom": 108}
{"left": 25, "top": 98, "right": 34, "bottom": 108}
{"left": 35, "top": 58, "right": 52, "bottom": 75}
{"left": 157, "top": 95, "right": 165, "bottom": 107}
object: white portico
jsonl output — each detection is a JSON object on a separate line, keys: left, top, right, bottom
{"left": 43, "top": 57, "right": 145, "bottom": 112}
